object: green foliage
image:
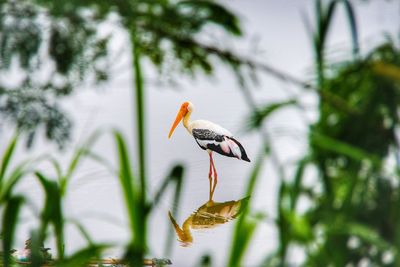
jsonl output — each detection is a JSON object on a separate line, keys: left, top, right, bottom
{"left": 153, "top": 164, "right": 184, "bottom": 256}
{"left": 0, "top": 0, "right": 109, "bottom": 148}
{"left": 113, "top": 130, "right": 146, "bottom": 266}
{"left": 1, "top": 195, "right": 24, "bottom": 267}
{"left": 228, "top": 148, "right": 266, "bottom": 267}
{"left": 245, "top": 1, "right": 400, "bottom": 266}
{"left": 313, "top": 0, "right": 359, "bottom": 85}
{"left": 0, "top": 134, "right": 35, "bottom": 204}
{"left": 0, "top": 134, "right": 30, "bottom": 266}
{"left": 245, "top": 100, "right": 297, "bottom": 131}
{"left": 56, "top": 245, "right": 106, "bottom": 267}
{"left": 35, "top": 172, "right": 65, "bottom": 259}
{"left": 33, "top": 0, "right": 242, "bottom": 76}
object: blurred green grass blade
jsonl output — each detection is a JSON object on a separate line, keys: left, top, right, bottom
{"left": 278, "top": 181, "right": 289, "bottom": 211}
{"left": 113, "top": 131, "right": 138, "bottom": 237}
{"left": 177, "top": 0, "right": 242, "bottom": 36}
{"left": 372, "top": 61, "right": 400, "bottom": 81}
{"left": 132, "top": 40, "right": 147, "bottom": 206}
{"left": 245, "top": 100, "right": 297, "bottom": 131}
{"left": 35, "top": 172, "right": 64, "bottom": 259}
{"left": 30, "top": 230, "right": 48, "bottom": 267}
{"left": 61, "top": 130, "right": 104, "bottom": 195}
{"left": 0, "top": 134, "right": 18, "bottom": 187}
{"left": 228, "top": 214, "right": 260, "bottom": 267}
{"left": 245, "top": 148, "right": 265, "bottom": 197}
{"left": 342, "top": 0, "right": 359, "bottom": 57}
{"left": 113, "top": 130, "right": 147, "bottom": 261}
{"left": 228, "top": 148, "right": 265, "bottom": 267}
{"left": 153, "top": 165, "right": 184, "bottom": 208}
{"left": 311, "top": 132, "right": 381, "bottom": 166}
{"left": 283, "top": 210, "right": 313, "bottom": 244}
{"left": 153, "top": 165, "right": 185, "bottom": 256}
{"left": 316, "top": 0, "right": 322, "bottom": 31}
{"left": 321, "top": 1, "right": 337, "bottom": 44}
{"left": 314, "top": 0, "right": 338, "bottom": 85}
{"left": 85, "top": 151, "right": 116, "bottom": 175}
{"left": 276, "top": 181, "right": 293, "bottom": 263}
{"left": 0, "top": 162, "right": 28, "bottom": 203}
{"left": 330, "top": 222, "right": 391, "bottom": 250}
{"left": 48, "top": 157, "right": 63, "bottom": 182}
{"left": 56, "top": 244, "right": 107, "bottom": 267}
{"left": 1, "top": 195, "right": 24, "bottom": 267}
{"left": 290, "top": 157, "right": 310, "bottom": 210}
{"left": 68, "top": 219, "right": 95, "bottom": 246}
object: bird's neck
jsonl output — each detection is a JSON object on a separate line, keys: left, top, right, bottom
{"left": 181, "top": 218, "right": 194, "bottom": 243}
{"left": 183, "top": 109, "right": 192, "bottom": 131}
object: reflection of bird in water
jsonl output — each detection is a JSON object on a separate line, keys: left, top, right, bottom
{"left": 168, "top": 197, "right": 249, "bottom": 246}
{"left": 168, "top": 101, "right": 250, "bottom": 200}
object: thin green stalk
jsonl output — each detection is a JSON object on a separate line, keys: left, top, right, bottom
{"left": 114, "top": 131, "right": 145, "bottom": 267}
{"left": 227, "top": 148, "right": 265, "bottom": 267}
{"left": 131, "top": 33, "right": 148, "bottom": 265}
{"left": 132, "top": 36, "right": 147, "bottom": 204}
{"left": 0, "top": 133, "right": 18, "bottom": 189}
{"left": 342, "top": 0, "right": 359, "bottom": 58}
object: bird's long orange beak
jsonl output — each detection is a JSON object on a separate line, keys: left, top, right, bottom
{"left": 168, "top": 107, "right": 186, "bottom": 138}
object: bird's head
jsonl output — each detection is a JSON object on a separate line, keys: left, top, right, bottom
{"left": 168, "top": 101, "right": 193, "bottom": 138}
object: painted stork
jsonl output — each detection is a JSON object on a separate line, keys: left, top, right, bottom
{"left": 168, "top": 101, "right": 250, "bottom": 199}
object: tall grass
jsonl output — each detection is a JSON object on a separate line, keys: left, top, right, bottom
{"left": 0, "top": 128, "right": 186, "bottom": 267}
{"left": 227, "top": 148, "right": 266, "bottom": 267}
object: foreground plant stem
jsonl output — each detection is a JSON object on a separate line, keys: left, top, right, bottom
{"left": 131, "top": 32, "right": 147, "bottom": 266}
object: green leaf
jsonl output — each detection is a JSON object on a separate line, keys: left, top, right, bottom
{"left": 114, "top": 130, "right": 138, "bottom": 233}
{"left": 113, "top": 130, "right": 147, "bottom": 263}
{"left": 245, "top": 100, "right": 297, "bottom": 130}
{"left": 290, "top": 157, "right": 310, "bottom": 210}
{"left": 153, "top": 165, "right": 184, "bottom": 209}
{"left": 152, "top": 164, "right": 185, "bottom": 256}
{"left": 341, "top": 0, "right": 359, "bottom": 57}
{"left": 35, "top": 172, "right": 64, "bottom": 259}
{"left": 283, "top": 210, "right": 313, "bottom": 244}
{"left": 311, "top": 132, "right": 381, "bottom": 167}
{"left": 177, "top": 0, "right": 242, "bottom": 36}
{"left": 0, "top": 134, "right": 18, "bottom": 187}
{"left": 1, "top": 195, "right": 24, "bottom": 267}
{"left": 61, "top": 130, "right": 104, "bottom": 195}
{"left": 67, "top": 219, "right": 95, "bottom": 246}
{"left": 56, "top": 245, "right": 107, "bottom": 267}
{"left": 372, "top": 61, "right": 400, "bottom": 81}
{"left": 0, "top": 163, "right": 28, "bottom": 203}
{"left": 330, "top": 222, "right": 391, "bottom": 250}
{"left": 228, "top": 148, "right": 265, "bottom": 267}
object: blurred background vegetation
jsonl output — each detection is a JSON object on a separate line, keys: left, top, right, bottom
{"left": 1, "top": 0, "right": 400, "bottom": 266}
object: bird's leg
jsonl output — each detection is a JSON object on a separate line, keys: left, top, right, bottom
{"left": 210, "top": 153, "right": 218, "bottom": 199}
{"left": 208, "top": 151, "right": 214, "bottom": 200}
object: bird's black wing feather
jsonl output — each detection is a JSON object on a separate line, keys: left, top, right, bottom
{"left": 192, "top": 129, "right": 224, "bottom": 141}
{"left": 192, "top": 129, "right": 250, "bottom": 161}
{"left": 192, "top": 128, "right": 236, "bottom": 157}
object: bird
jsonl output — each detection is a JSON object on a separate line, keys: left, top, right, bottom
{"left": 168, "top": 197, "right": 249, "bottom": 246}
{"left": 168, "top": 101, "right": 250, "bottom": 199}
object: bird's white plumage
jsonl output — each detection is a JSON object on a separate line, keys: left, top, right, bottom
{"left": 188, "top": 119, "right": 233, "bottom": 137}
